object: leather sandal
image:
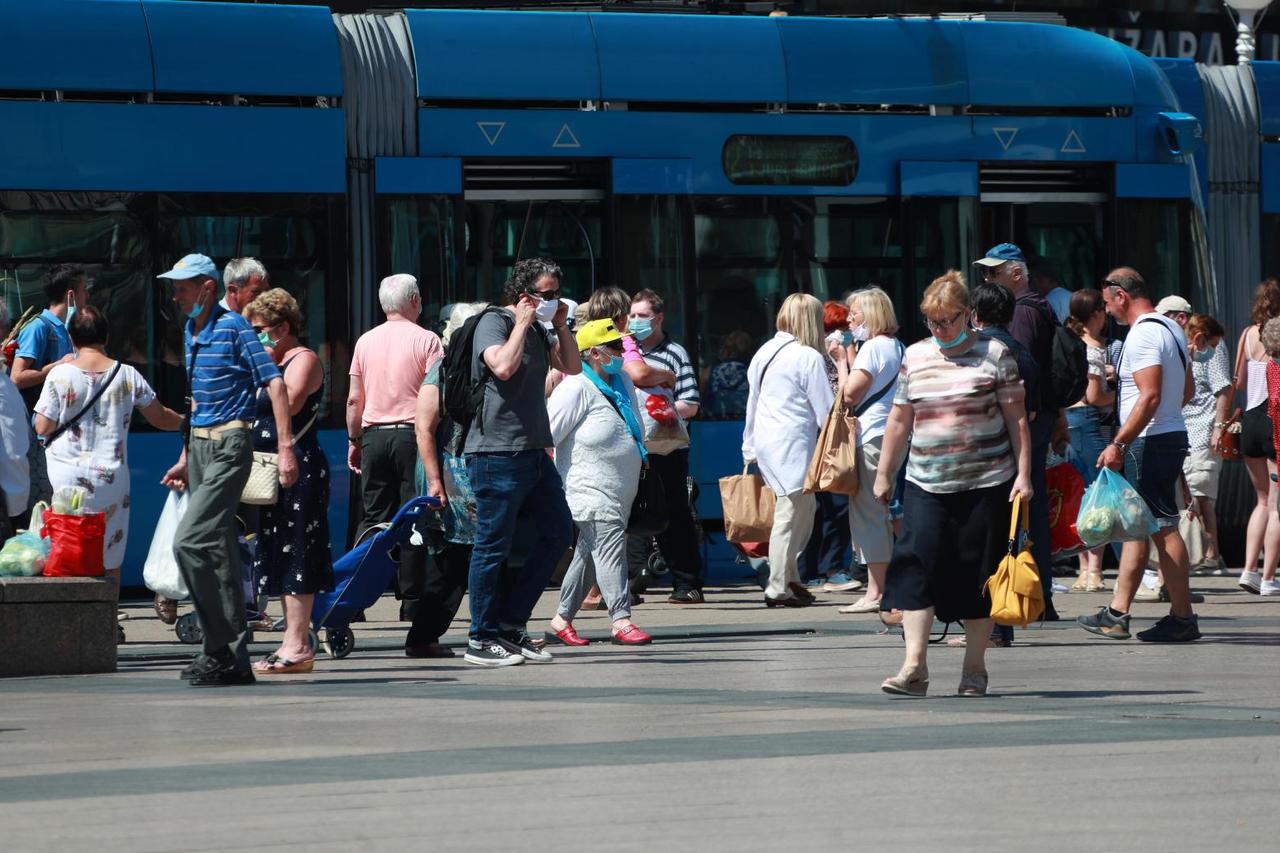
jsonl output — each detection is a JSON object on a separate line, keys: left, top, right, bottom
{"left": 252, "top": 654, "right": 315, "bottom": 675}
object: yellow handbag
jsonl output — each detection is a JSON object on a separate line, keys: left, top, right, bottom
{"left": 985, "top": 493, "right": 1045, "bottom": 627}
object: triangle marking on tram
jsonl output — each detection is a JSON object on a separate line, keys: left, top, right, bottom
{"left": 553, "top": 123, "right": 581, "bottom": 149}
{"left": 477, "top": 121, "right": 506, "bottom": 146}
{"left": 1061, "top": 130, "right": 1087, "bottom": 154}
{"left": 993, "top": 127, "right": 1018, "bottom": 151}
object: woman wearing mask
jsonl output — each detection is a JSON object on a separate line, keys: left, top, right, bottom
{"left": 1064, "top": 289, "right": 1115, "bottom": 592}
{"left": 243, "top": 289, "right": 332, "bottom": 674}
{"left": 873, "top": 271, "right": 1031, "bottom": 697}
{"left": 742, "top": 293, "right": 835, "bottom": 607}
{"left": 545, "top": 319, "right": 652, "bottom": 645}
{"left": 836, "top": 286, "right": 904, "bottom": 613}
{"left": 35, "top": 307, "right": 184, "bottom": 634}
{"left": 1233, "top": 279, "right": 1280, "bottom": 594}
{"left": 1179, "top": 314, "right": 1232, "bottom": 577}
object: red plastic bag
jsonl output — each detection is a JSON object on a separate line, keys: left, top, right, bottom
{"left": 1046, "top": 459, "right": 1086, "bottom": 556}
{"left": 42, "top": 511, "right": 106, "bottom": 577}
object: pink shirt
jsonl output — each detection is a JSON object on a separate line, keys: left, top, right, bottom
{"left": 350, "top": 318, "right": 443, "bottom": 426}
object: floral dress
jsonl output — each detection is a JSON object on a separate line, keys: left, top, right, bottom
{"left": 35, "top": 362, "right": 155, "bottom": 571}
{"left": 251, "top": 356, "right": 333, "bottom": 596}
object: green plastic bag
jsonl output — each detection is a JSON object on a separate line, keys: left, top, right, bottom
{"left": 0, "top": 531, "right": 51, "bottom": 577}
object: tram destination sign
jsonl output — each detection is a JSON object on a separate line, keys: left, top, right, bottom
{"left": 722, "top": 135, "right": 858, "bottom": 186}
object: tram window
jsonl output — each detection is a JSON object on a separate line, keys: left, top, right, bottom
{"left": 379, "top": 196, "right": 458, "bottom": 330}
{"left": 799, "top": 197, "right": 903, "bottom": 303}
{"left": 615, "top": 196, "right": 690, "bottom": 347}
{"left": 1117, "top": 199, "right": 1191, "bottom": 301}
{"left": 463, "top": 200, "right": 603, "bottom": 306}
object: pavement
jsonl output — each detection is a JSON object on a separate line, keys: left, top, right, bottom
{"left": 1, "top": 575, "right": 1278, "bottom": 852}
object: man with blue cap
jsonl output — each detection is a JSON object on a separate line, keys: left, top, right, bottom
{"left": 974, "top": 243, "right": 1066, "bottom": 620}
{"left": 158, "top": 253, "right": 299, "bottom": 687}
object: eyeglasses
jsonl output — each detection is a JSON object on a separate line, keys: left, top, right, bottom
{"left": 923, "top": 311, "right": 964, "bottom": 331}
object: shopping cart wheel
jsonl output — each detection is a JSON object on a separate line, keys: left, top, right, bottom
{"left": 175, "top": 612, "right": 203, "bottom": 645}
{"left": 324, "top": 626, "right": 354, "bottom": 659}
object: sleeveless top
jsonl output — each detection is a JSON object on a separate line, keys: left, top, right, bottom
{"left": 252, "top": 353, "right": 323, "bottom": 453}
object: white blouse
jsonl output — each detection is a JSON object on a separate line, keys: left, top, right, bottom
{"left": 742, "top": 332, "right": 835, "bottom": 496}
{"left": 547, "top": 372, "right": 643, "bottom": 524}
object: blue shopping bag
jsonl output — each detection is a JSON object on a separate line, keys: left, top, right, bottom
{"left": 1075, "top": 468, "right": 1159, "bottom": 549}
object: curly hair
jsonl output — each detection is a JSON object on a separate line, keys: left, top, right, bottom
{"left": 244, "top": 288, "right": 304, "bottom": 336}
{"left": 1259, "top": 317, "right": 1280, "bottom": 358}
{"left": 822, "top": 300, "right": 849, "bottom": 334}
{"left": 502, "top": 258, "right": 562, "bottom": 306}
{"left": 1251, "top": 278, "right": 1280, "bottom": 327}
{"left": 1185, "top": 313, "right": 1225, "bottom": 345}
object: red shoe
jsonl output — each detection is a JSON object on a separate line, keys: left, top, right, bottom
{"left": 544, "top": 625, "right": 589, "bottom": 646}
{"left": 611, "top": 624, "right": 653, "bottom": 646}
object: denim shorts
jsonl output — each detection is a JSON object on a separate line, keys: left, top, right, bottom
{"left": 1123, "top": 431, "right": 1189, "bottom": 529}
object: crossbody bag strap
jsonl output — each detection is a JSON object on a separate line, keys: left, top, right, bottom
{"left": 757, "top": 339, "right": 795, "bottom": 386}
{"left": 44, "top": 361, "right": 122, "bottom": 446}
{"left": 853, "top": 340, "right": 904, "bottom": 417}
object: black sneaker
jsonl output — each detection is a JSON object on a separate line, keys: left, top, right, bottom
{"left": 1157, "top": 586, "right": 1206, "bottom": 604}
{"left": 181, "top": 651, "right": 229, "bottom": 680}
{"left": 667, "top": 588, "right": 705, "bottom": 604}
{"left": 1136, "top": 613, "right": 1201, "bottom": 643}
{"left": 463, "top": 640, "right": 525, "bottom": 667}
{"left": 1077, "top": 606, "right": 1132, "bottom": 640}
{"left": 188, "top": 661, "right": 256, "bottom": 687}
{"left": 498, "top": 633, "right": 554, "bottom": 663}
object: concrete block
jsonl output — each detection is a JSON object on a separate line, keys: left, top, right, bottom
{"left": 0, "top": 577, "right": 116, "bottom": 603}
{"left": 0, "top": 579, "right": 117, "bottom": 676}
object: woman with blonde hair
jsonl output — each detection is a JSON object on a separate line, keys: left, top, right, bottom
{"left": 873, "top": 271, "right": 1031, "bottom": 696}
{"left": 742, "top": 293, "right": 834, "bottom": 606}
{"left": 833, "top": 286, "right": 904, "bottom": 612}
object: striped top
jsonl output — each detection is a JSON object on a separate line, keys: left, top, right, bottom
{"left": 640, "top": 336, "right": 700, "bottom": 407}
{"left": 185, "top": 304, "right": 281, "bottom": 428}
{"left": 895, "top": 334, "right": 1024, "bottom": 494}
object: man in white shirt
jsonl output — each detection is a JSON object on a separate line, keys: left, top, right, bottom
{"left": 1078, "top": 267, "right": 1199, "bottom": 643}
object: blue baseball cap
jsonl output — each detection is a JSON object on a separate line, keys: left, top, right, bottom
{"left": 157, "top": 253, "right": 220, "bottom": 283}
{"left": 973, "top": 243, "right": 1026, "bottom": 268}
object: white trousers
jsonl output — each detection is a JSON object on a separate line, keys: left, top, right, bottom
{"left": 766, "top": 490, "right": 817, "bottom": 599}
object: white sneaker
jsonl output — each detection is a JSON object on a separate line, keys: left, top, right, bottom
{"left": 1051, "top": 581, "right": 1069, "bottom": 595}
{"left": 1132, "top": 585, "right": 1162, "bottom": 602}
{"left": 1260, "top": 578, "right": 1280, "bottom": 596}
{"left": 839, "top": 596, "right": 881, "bottom": 614}
{"left": 1239, "top": 570, "right": 1263, "bottom": 594}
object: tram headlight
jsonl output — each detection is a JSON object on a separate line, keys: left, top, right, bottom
{"left": 1157, "top": 112, "right": 1204, "bottom": 157}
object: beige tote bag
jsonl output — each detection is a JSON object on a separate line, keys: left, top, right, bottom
{"left": 804, "top": 398, "right": 860, "bottom": 496}
{"left": 719, "top": 464, "right": 776, "bottom": 543}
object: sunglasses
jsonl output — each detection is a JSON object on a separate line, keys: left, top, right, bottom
{"left": 600, "top": 340, "right": 624, "bottom": 353}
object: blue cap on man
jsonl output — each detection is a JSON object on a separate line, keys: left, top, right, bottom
{"left": 973, "top": 243, "right": 1026, "bottom": 268}
{"left": 157, "top": 253, "right": 220, "bottom": 283}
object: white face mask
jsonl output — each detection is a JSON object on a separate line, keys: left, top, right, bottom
{"left": 534, "top": 297, "right": 560, "bottom": 323}
{"left": 850, "top": 323, "right": 870, "bottom": 342}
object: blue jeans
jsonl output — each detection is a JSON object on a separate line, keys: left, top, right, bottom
{"left": 466, "top": 450, "right": 573, "bottom": 642}
{"left": 1066, "top": 406, "right": 1112, "bottom": 487}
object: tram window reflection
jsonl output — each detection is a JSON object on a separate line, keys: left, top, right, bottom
{"left": 379, "top": 195, "right": 457, "bottom": 329}
{"left": 463, "top": 200, "right": 603, "bottom": 305}
{"left": 615, "top": 195, "right": 689, "bottom": 347}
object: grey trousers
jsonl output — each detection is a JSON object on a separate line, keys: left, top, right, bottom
{"left": 175, "top": 429, "right": 253, "bottom": 667}
{"left": 557, "top": 518, "right": 631, "bottom": 622}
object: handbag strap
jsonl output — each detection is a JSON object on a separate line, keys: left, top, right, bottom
{"left": 758, "top": 339, "right": 795, "bottom": 387}
{"left": 853, "top": 340, "right": 904, "bottom": 417}
{"left": 44, "top": 361, "right": 122, "bottom": 446}
{"left": 1006, "top": 493, "right": 1026, "bottom": 553}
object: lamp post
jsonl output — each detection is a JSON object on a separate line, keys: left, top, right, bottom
{"left": 1225, "top": 0, "right": 1273, "bottom": 64}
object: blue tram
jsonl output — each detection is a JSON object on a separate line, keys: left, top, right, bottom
{"left": 0, "top": 2, "right": 1259, "bottom": 585}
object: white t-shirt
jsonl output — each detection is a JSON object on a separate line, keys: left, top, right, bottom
{"left": 851, "top": 335, "right": 903, "bottom": 444}
{"left": 1117, "top": 313, "right": 1189, "bottom": 438}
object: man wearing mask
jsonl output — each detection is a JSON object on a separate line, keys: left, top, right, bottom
{"left": 159, "top": 254, "right": 298, "bottom": 687}
{"left": 629, "top": 289, "right": 706, "bottom": 604}
{"left": 463, "top": 258, "right": 578, "bottom": 667}
{"left": 221, "top": 257, "right": 270, "bottom": 313}
{"left": 974, "top": 244, "right": 1064, "bottom": 620}
{"left": 9, "top": 263, "right": 87, "bottom": 509}
{"left": 346, "top": 273, "right": 445, "bottom": 656}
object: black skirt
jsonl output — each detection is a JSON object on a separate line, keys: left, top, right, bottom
{"left": 882, "top": 479, "right": 1013, "bottom": 623}
{"left": 1240, "top": 403, "right": 1275, "bottom": 460}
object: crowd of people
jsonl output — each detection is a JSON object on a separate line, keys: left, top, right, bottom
{"left": 3, "top": 241, "right": 1277, "bottom": 693}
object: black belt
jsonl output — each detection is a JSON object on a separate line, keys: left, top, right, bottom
{"left": 365, "top": 423, "right": 413, "bottom": 431}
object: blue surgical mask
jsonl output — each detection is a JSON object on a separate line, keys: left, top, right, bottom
{"left": 933, "top": 328, "right": 969, "bottom": 350}
{"left": 1192, "top": 345, "right": 1215, "bottom": 364}
{"left": 603, "top": 355, "right": 624, "bottom": 376}
{"left": 258, "top": 331, "right": 276, "bottom": 350}
{"left": 65, "top": 294, "right": 77, "bottom": 327}
{"left": 840, "top": 329, "right": 855, "bottom": 347}
{"left": 629, "top": 317, "right": 653, "bottom": 342}
{"left": 186, "top": 291, "right": 206, "bottom": 321}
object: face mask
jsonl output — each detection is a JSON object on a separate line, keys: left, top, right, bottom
{"left": 534, "top": 297, "right": 560, "bottom": 323}
{"left": 1193, "top": 344, "right": 1215, "bottom": 364}
{"left": 933, "top": 328, "right": 969, "bottom": 350}
{"left": 66, "top": 294, "right": 77, "bottom": 327}
{"left": 629, "top": 317, "right": 654, "bottom": 341}
{"left": 186, "top": 290, "right": 206, "bottom": 321}
{"left": 849, "top": 325, "right": 868, "bottom": 343}
{"left": 258, "top": 330, "right": 276, "bottom": 350}
{"left": 602, "top": 354, "right": 624, "bottom": 376}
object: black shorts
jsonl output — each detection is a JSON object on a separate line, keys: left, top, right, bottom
{"left": 882, "top": 480, "right": 1013, "bottom": 623}
{"left": 1123, "top": 431, "right": 1189, "bottom": 527}
{"left": 1241, "top": 403, "right": 1275, "bottom": 460}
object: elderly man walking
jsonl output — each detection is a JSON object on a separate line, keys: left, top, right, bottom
{"left": 159, "top": 254, "right": 298, "bottom": 687}
{"left": 346, "top": 274, "right": 445, "bottom": 654}
{"left": 221, "top": 257, "right": 270, "bottom": 313}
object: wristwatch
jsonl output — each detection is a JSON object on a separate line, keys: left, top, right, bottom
{"left": 1110, "top": 440, "right": 1129, "bottom": 453}
{"left": 348, "top": 434, "right": 361, "bottom": 445}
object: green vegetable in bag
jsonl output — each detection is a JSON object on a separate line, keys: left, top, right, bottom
{"left": 0, "top": 532, "right": 50, "bottom": 577}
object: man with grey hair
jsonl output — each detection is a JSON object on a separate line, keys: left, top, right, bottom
{"left": 221, "top": 257, "right": 269, "bottom": 314}
{"left": 347, "top": 273, "right": 445, "bottom": 653}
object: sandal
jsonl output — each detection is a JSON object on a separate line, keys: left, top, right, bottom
{"left": 252, "top": 653, "right": 315, "bottom": 675}
{"left": 1070, "top": 576, "right": 1089, "bottom": 592}
{"left": 153, "top": 593, "right": 178, "bottom": 625}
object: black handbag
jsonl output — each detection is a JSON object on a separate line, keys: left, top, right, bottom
{"left": 627, "top": 466, "right": 668, "bottom": 537}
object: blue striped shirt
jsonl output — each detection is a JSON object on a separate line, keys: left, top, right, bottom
{"left": 185, "top": 305, "right": 280, "bottom": 428}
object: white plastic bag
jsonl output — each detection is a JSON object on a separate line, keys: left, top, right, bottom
{"left": 634, "top": 387, "right": 690, "bottom": 455}
{"left": 143, "top": 491, "right": 190, "bottom": 600}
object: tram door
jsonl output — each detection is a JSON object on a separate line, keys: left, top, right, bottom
{"left": 979, "top": 199, "right": 1107, "bottom": 289}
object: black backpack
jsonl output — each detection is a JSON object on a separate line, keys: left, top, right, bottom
{"left": 1049, "top": 323, "right": 1089, "bottom": 410}
{"left": 442, "top": 307, "right": 506, "bottom": 446}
